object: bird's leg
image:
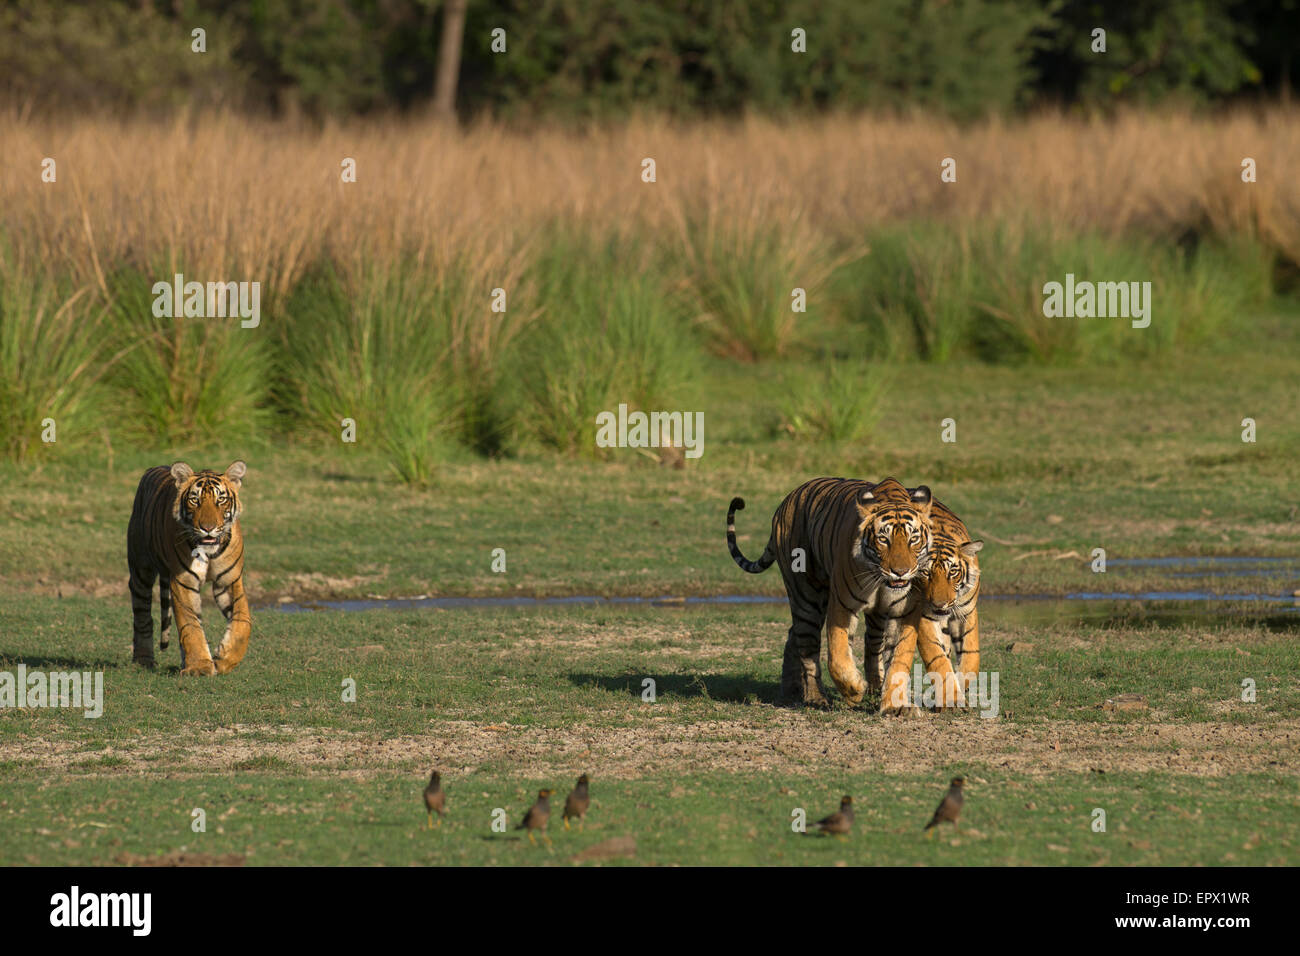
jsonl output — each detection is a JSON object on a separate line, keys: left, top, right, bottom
{"left": 564, "top": 817, "right": 570, "bottom": 830}
{"left": 527, "top": 831, "right": 536, "bottom": 845}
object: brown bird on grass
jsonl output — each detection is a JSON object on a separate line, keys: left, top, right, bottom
{"left": 563, "top": 774, "right": 590, "bottom": 830}
{"left": 812, "top": 795, "right": 854, "bottom": 836}
{"left": 423, "top": 771, "right": 445, "bottom": 829}
{"left": 924, "top": 777, "right": 965, "bottom": 834}
{"left": 517, "top": 789, "right": 554, "bottom": 845}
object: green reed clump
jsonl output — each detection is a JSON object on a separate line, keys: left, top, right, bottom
{"left": 514, "top": 233, "right": 703, "bottom": 457}
{"left": 779, "top": 358, "right": 891, "bottom": 447}
{"left": 0, "top": 243, "right": 115, "bottom": 461}
{"left": 101, "top": 264, "right": 274, "bottom": 449}
{"left": 276, "top": 263, "right": 469, "bottom": 485}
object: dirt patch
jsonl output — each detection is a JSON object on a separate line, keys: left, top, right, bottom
{"left": 116, "top": 851, "right": 246, "bottom": 866}
{"left": 572, "top": 836, "right": 636, "bottom": 862}
{"left": 6, "top": 715, "right": 1296, "bottom": 780}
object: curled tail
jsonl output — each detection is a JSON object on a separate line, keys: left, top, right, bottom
{"left": 727, "top": 497, "right": 776, "bottom": 574}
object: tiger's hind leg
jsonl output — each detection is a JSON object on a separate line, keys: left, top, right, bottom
{"left": 129, "top": 562, "right": 157, "bottom": 668}
{"left": 158, "top": 572, "right": 172, "bottom": 650}
{"left": 779, "top": 585, "right": 830, "bottom": 707}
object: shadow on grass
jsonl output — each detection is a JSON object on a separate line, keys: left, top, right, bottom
{"left": 0, "top": 654, "right": 125, "bottom": 670}
{"left": 320, "top": 471, "right": 381, "bottom": 484}
{"left": 567, "top": 671, "right": 774, "bottom": 704}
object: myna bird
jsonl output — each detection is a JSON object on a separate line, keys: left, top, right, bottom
{"left": 924, "top": 777, "right": 965, "bottom": 835}
{"left": 563, "top": 774, "right": 590, "bottom": 830}
{"left": 423, "top": 771, "right": 445, "bottom": 829}
{"left": 517, "top": 789, "right": 554, "bottom": 845}
{"left": 812, "top": 795, "right": 854, "bottom": 837}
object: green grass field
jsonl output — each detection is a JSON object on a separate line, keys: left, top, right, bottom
{"left": 2, "top": 310, "right": 1298, "bottom": 866}
{"left": 6, "top": 323, "right": 1300, "bottom": 603}
{"left": 1, "top": 599, "right": 1296, "bottom": 865}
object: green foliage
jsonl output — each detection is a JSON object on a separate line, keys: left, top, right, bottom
{"left": 672, "top": 222, "right": 853, "bottom": 362}
{"left": 5, "top": 0, "right": 1272, "bottom": 119}
{"left": 0, "top": 0, "right": 244, "bottom": 112}
{"left": 0, "top": 245, "right": 113, "bottom": 461}
{"left": 837, "top": 222, "right": 1276, "bottom": 365}
{"left": 1043, "top": 0, "right": 1262, "bottom": 106}
{"left": 278, "top": 264, "right": 462, "bottom": 485}
{"left": 514, "top": 234, "right": 701, "bottom": 457}
{"left": 227, "top": 0, "right": 388, "bottom": 115}
{"left": 476, "top": 0, "right": 1057, "bottom": 120}
{"left": 0, "top": 224, "right": 1283, "bottom": 464}
{"left": 779, "top": 359, "right": 889, "bottom": 447}
{"left": 103, "top": 265, "right": 273, "bottom": 450}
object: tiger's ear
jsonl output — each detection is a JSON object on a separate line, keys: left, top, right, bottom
{"left": 858, "top": 489, "right": 875, "bottom": 505}
{"left": 224, "top": 460, "right": 247, "bottom": 488}
{"left": 910, "top": 485, "right": 932, "bottom": 505}
{"left": 961, "top": 540, "right": 984, "bottom": 556}
{"left": 170, "top": 462, "right": 194, "bottom": 484}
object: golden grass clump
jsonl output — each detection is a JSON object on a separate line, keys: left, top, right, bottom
{"left": 1, "top": 107, "right": 1296, "bottom": 290}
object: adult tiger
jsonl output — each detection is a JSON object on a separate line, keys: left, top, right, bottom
{"left": 127, "top": 461, "right": 251, "bottom": 675}
{"left": 727, "top": 476, "right": 934, "bottom": 707}
{"left": 877, "top": 498, "right": 979, "bottom": 712}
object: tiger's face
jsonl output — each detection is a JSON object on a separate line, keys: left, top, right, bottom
{"left": 924, "top": 538, "right": 983, "bottom": 611}
{"left": 856, "top": 480, "right": 933, "bottom": 592}
{"left": 170, "top": 460, "right": 246, "bottom": 555}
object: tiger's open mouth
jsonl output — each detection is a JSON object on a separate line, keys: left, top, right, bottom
{"left": 885, "top": 578, "right": 911, "bottom": 589}
{"left": 195, "top": 534, "right": 221, "bottom": 547}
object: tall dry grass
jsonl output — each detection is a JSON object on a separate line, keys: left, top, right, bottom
{"left": 0, "top": 108, "right": 1294, "bottom": 473}
{"left": 2, "top": 107, "right": 1297, "bottom": 288}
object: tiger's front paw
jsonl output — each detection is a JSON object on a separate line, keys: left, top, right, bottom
{"left": 881, "top": 703, "right": 923, "bottom": 718}
{"left": 213, "top": 657, "right": 241, "bottom": 675}
{"left": 180, "top": 661, "right": 217, "bottom": 677}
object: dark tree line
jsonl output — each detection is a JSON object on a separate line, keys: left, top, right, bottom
{"left": 0, "top": 0, "right": 1292, "bottom": 118}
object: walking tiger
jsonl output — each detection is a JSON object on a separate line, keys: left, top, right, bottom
{"left": 727, "top": 476, "right": 941, "bottom": 707}
{"left": 127, "top": 461, "right": 251, "bottom": 675}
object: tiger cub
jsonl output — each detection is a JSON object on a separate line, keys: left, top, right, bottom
{"left": 727, "top": 476, "right": 934, "bottom": 707}
{"left": 921, "top": 502, "right": 982, "bottom": 692}
{"left": 865, "top": 494, "right": 965, "bottom": 714}
{"left": 127, "top": 461, "right": 251, "bottom": 676}
{"left": 885, "top": 500, "right": 983, "bottom": 709}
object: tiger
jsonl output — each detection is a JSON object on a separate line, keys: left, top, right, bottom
{"left": 880, "top": 500, "right": 982, "bottom": 711}
{"left": 127, "top": 461, "right": 251, "bottom": 676}
{"left": 727, "top": 476, "right": 934, "bottom": 707}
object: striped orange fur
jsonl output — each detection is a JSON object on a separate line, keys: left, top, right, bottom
{"left": 727, "top": 476, "right": 935, "bottom": 707}
{"left": 886, "top": 501, "right": 982, "bottom": 708}
{"left": 127, "top": 461, "right": 251, "bottom": 676}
